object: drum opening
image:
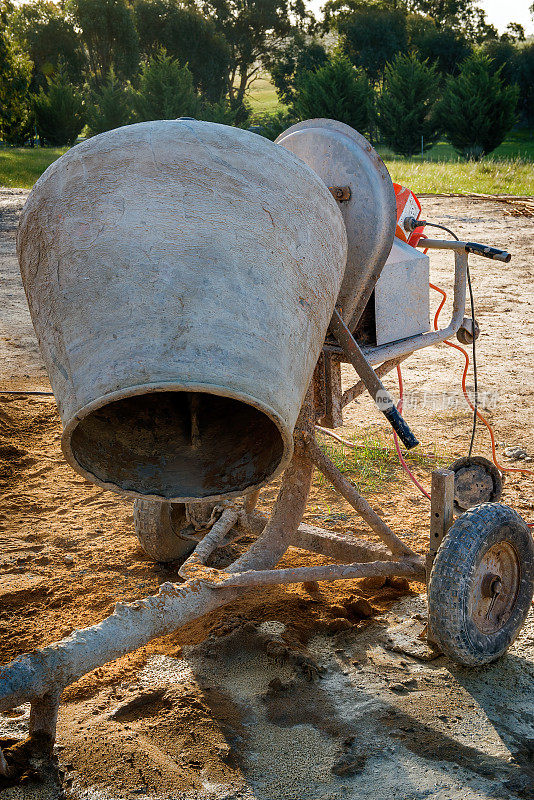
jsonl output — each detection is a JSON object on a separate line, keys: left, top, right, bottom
{"left": 67, "top": 390, "right": 285, "bottom": 500}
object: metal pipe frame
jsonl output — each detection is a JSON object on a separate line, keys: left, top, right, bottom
{"left": 2, "top": 246, "right": 470, "bottom": 768}
{"left": 324, "top": 247, "right": 467, "bottom": 367}
{"left": 0, "top": 381, "right": 425, "bottom": 768}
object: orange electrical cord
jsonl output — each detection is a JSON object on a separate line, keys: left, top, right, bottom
{"left": 428, "top": 282, "right": 534, "bottom": 479}
{"left": 392, "top": 365, "right": 431, "bottom": 499}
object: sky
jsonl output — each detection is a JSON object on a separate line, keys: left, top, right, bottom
{"left": 479, "top": 0, "right": 533, "bottom": 36}
{"left": 307, "top": 0, "right": 534, "bottom": 36}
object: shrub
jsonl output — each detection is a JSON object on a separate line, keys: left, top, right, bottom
{"left": 292, "top": 55, "right": 373, "bottom": 134}
{"left": 377, "top": 52, "right": 441, "bottom": 157}
{"left": 199, "top": 99, "right": 249, "bottom": 127}
{"left": 252, "top": 109, "right": 296, "bottom": 140}
{"left": 0, "top": 39, "right": 34, "bottom": 145}
{"left": 86, "top": 69, "right": 133, "bottom": 135}
{"left": 34, "top": 66, "right": 85, "bottom": 146}
{"left": 132, "top": 48, "right": 200, "bottom": 121}
{"left": 439, "top": 52, "right": 519, "bottom": 160}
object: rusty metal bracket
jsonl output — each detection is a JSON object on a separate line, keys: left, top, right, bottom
{"left": 328, "top": 186, "right": 351, "bottom": 202}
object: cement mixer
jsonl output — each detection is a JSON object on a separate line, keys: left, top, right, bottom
{"left": 1, "top": 118, "right": 533, "bottom": 775}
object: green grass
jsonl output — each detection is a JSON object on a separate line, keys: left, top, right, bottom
{"left": 382, "top": 155, "right": 534, "bottom": 196}
{"left": 246, "top": 75, "right": 282, "bottom": 115}
{"left": 0, "top": 146, "right": 68, "bottom": 189}
{"left": 315, "top": 427, "right": 445, "bottom": 494}
{"left": 378, "top": 130, "right": 534, "bottom": 195}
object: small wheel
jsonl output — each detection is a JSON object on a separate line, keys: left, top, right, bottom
{"left": 133, "top": 500, "right": 196, "bottom": 563}
{"left": 448, "top": 456, "right": 502, "bottom": 515}
{"left": 428, "top": 503, "right": 534, "bottom": 666}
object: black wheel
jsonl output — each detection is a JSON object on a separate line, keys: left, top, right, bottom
{"left": 428, "top": 503, "right": 534, "bottom": 666}
{"left": 133, "top": 500, "right": 196, "bottom": 563}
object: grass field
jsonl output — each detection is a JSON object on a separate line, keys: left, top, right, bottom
{"left": 0, "top": 146, "right": 67, "bottom": 190}
{"left": 1, "top": 85, "right": 533, "bottom": 194}
{"left": 246, "top": 76, "right": 281, "bottom": 115}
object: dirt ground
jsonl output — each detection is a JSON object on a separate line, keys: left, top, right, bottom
{"left": 0, "top": 188, "right": 533, "bottom": 800}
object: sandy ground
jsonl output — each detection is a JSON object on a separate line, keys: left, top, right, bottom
{"left": 0, "top": 189, "right": 533, "bottom": 799}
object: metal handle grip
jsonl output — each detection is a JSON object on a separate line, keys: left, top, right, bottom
{"left": 383, "top": 406, "right": 420, "bottom": 450}
{"left": 465, "top": 242, "right": 511, "bottom": 262}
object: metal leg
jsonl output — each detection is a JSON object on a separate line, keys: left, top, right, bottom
{"left": 303, "top": 432, "right": 417, "bottom": 559}
{"left": 426, "top": 469, "right": 455, "bottom": 581}
{"left": 426, "top": 469, "right": 454, "bottom": 648}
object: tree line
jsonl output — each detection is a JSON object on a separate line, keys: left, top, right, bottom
{"left": 0, "top": 0, "right": 532, "bottom": 159}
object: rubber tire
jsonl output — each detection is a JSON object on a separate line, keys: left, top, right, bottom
{"left": 133, "top": 500, "right": 196, "bottom": 563}
{"left": 428, "top": 503, "right": 534, "bottom": 667}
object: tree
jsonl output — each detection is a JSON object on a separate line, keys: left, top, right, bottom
{"left": 407, "top": 15, "right": 471, "bottom": 75}
{"left": 481, "top": 39, "right": 519, "bottom": 87}
{"left": 68, "top": 0, "right": 139, "bottom": 84}
{"left": 34, "top": 65, "right": 86, "bottom": 145}
{"left": 132, "top": 49, "right": 245, "bottom": 125}
{"left": 132, "top": 49, "right": 200, "bottom": 121}
{"left": 293, "top": 55, "right": 373, "bottom": 134}
{"left": 330, "top": 6, "right": 408, "bottom": 84}
{"left": 198, "top": 0, "right": 308, "bottom": 106}
{"left": 10, "top": 1, "right": 85, "bottom": 89}
{"left": 86, "top": 68, "right": 133, "bottom": 135}
{"left": 517, "top": 43, "right": 534, "bottom": 127}
{"left": 439, "top": 52, "right": 518, "bottom": 159}
{"left": 266, "top": 33, "right": 328, "bottom": 106}
{"left": 377, "top": 52, "right": 441, "bottom": 156}
{"left": 134, "top": 0, "right": 230, "bottom": 102}
{"left": 0, "top": 2, "right": 34, "bottom": 145}
{"left": 501, "top": 22, "right": 525, "bottom": 43}
{"left": 414, "top": 0, "right": 497, "bottom": 40}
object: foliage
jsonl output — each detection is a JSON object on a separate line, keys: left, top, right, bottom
{"left": 266, "top": 33, "right": 328, "bottom": 106}
{"left": 407, "top": 15, "right": 471, "bottom": 75}
{"left": 332, "top": 6, "right": 408, "bottom": 84}
{"left": 0, "top": 5, "right": 35, "bottom": 145}
{"left": 10, "top": 1, "right": 85, "bottom": 89}
{"left": 517, "top": 44, "right": 534, "bottom": 127}
{"left": 439, "top": 53, "right": 519, "bottom": 159}
{"left": 413, "top": 0, "right": 497, "bottom": 41}
{"left": 199, "top": 0, "right": 308, "bottom": 106}
{"left": 377, "top": 53, "right": 441, "bottom": 157}
{"left": 134, "top": 0, "right": 230, "bottom": 101}
{"left": 68, "top": 0, "right": 139, "bottom": 83}
{"left": 34, "top": 65, "right": 85, "bottom": 145}
{"left": 252, "top": 108, "right": 296, "bottom": 140}
{"left": 86, "top": 68, "right": 133, "bottom": 135}
{"left": 132, "top": 49, "right": 200, "bottom": 121}
{"left": 501, "top": 22, "right": 525, "bottom": 43}
{"left": 480, "top": 39, "right": 519, "bottom": 86}
{"left": 293, "top": 55, "right": 373, "bottom": 134}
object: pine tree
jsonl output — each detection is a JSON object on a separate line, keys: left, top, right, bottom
{"left": 132, "top": 49, "right": 200, "bottom": 121}
{"left": 86, "top": 68, "right": 133, "bottom": 136}
{"left": 293, "top": 55, "right": 373, "bottom": 135}
{"left": 34, "top": 64, "right": 85, "bottom": 146}
{"left": 377, "top": 52, "right": 441, "bottom": 157}
{"left": 0, "top": 23, "right": 34, "bottom": 145}
{"left": 439, "top": 52, "right": 519, "bottom": 160}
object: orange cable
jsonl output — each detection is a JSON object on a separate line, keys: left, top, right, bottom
{"left": 428, "top": 283, "right": 534, "bottom": 479}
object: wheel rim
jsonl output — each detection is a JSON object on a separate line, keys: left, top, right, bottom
{"left": 469, "top": 534, "right": 521, "bottom": 635}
